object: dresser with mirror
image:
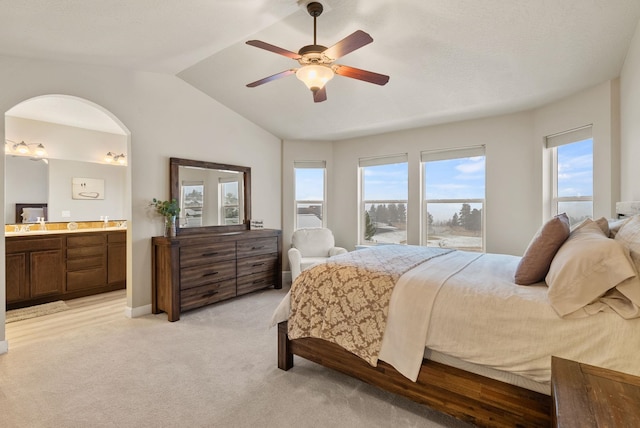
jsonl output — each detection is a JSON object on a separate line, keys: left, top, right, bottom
{"left": 151, "top": 157, "right": 282, "bottom": 321}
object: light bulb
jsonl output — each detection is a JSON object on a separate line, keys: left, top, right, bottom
{"left": 295, "top": 65, "right": 334, "bottom": 92}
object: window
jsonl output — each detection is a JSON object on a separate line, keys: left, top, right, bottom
{"left": 422, "top": 146, "right": 485, "bottom": 252}
{"left": 294, "top": 161, "right": 326, "bottom": 229}
{"left": 546, "top": 125, "right": 593, "bottom": 225}
{"left": 359, "top": 154, "right": 408, "bottom": 245}
{"left": 181, "top": 181, "right": 204, "bottom": 227}
{"left": 220, "top": 179, "right": 240, "bottom": 224}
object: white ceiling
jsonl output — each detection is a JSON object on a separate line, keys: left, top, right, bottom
{"left": 2, "top": 0, "right": 640, "bottom": 141}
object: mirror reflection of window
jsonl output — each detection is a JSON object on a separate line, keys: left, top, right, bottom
{"left": 181, "top": 181, "right": 204, "bottom": 227}
{"left": 220, "top": 179, "right": 239, "bottom": 225}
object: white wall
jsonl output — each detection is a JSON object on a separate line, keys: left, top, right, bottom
{"left": 47, "top": 159, "right": 126, "bottom": 222}
{"left": 532, "top": 80, "right": 620, "bottom": 225}
{"left": 329, "top": 112, "right": 536, "bottom": 256}
{"left": 6, "top": 116, "right": 127, "bottom": 164}
{"left": 621, "top": 19, "right": 640, "bottom": 200}
{"left": 281, "top": 81, "right": 620, "bottom": 259}
{"left": 0, "top": 55, "right": 282, "bottom": 347}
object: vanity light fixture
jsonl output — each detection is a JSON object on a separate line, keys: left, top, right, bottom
{"left": 105, "top": 151, "right": 127, "bottom": 165}
{"left": 15, "top": 141, "right": 30, "bottom": 154}
{"left": 5, "top": 140, "right": 48, "bottom": 158}
{"left": 34, "top": 143, "right": 47, "bottom": 157}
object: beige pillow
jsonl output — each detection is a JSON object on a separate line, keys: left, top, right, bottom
{"left": 571, "top": 217, "right": 609, "bottom": 236}
{"left": 514, "top": 213, "right": 570, "bottom": 285}
{"left": 609, "top": 217, "right": 631, "bottom": 238}
{"left": 614, "top": 215, "right": 640, "bottom": 272}
{"left": 546, "top": 221, "right": 638, "bottom": 317}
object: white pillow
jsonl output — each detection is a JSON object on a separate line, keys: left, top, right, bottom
{"left": 614, "top": 215, "right": 640, "bottom": 272}
{"left": 546, "top": 220, "right": 639, "bottom": 317}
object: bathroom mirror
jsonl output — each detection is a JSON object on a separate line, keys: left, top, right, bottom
{"left": 170, "top": 157, "right": 251, "bottom": 234}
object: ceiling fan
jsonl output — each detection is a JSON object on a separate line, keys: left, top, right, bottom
{"left": 246, "top": 1, "right": 389, "bottom": 103}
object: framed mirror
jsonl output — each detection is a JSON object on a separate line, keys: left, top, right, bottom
{"left": 170, "top": 157, "right": 251, "bottom": 234}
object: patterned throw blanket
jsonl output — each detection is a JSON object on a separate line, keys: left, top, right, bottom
{"left": 288, "top": 245, "right": 453, "bottom": 366}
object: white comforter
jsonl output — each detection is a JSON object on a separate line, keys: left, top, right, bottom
{"left": 273, "top": 250, "right": 640, "bottom": 384}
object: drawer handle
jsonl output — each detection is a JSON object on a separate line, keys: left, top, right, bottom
{"left": 252, "top": 246, "right": 264, "bottom": 250}
{"left": 252, "top": 262, "right": 264, "bottom": 267}
{"left": 203, "top": 290, "right": 219, "bottom": 297}
{"left": 252, "top": 279, "right": 265, "bottom": 285}
{"left": 202, "top": 252, "right": 219, "bottom": 257}
{"left": 203, "top": 271, "right": 219, "bottom": 277}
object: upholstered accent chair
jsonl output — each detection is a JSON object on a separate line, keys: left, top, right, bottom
{"left": 288, "top": 228, "right": 347, "bottom": 283}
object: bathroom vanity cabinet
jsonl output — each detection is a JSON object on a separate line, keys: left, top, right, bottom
{"left": 5, "top": 229, "right": 126, "bottom": 309}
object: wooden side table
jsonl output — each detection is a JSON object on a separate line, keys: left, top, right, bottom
{"left": 551, "top": 356, "right": 640, "bottom": 427}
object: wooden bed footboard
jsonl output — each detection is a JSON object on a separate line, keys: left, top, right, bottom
{"left": 278, "top": 321, "right": 551, "bottom": 428}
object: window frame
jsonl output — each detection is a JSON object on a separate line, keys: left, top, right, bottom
{"left": 294, "top": 160, "right": 327, "bottom": 230}
{"left": 421, "top": 146, "right": 486, "bottom": 252}
{"left": 546, "top": 125, "right": 593, "bottom": 223}
{"left": 219, "top": 178, "right": 240, "bottom": 225}
{"left": 358, "top": 153, "right": 409, "bottom": 245}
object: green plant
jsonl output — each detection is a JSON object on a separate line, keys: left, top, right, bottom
{"left": 151, "top": 198, "right": 180, "bottom": 218}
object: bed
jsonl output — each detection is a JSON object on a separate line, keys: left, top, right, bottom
{"left": 272, "top": 212, "right": 640, "bottom": 427}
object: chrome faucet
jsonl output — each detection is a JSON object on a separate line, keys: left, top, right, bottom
{"left": 37, "top": 216, "right": 46, "bottom": 230}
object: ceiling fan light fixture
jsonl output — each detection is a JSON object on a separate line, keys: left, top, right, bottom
{"left": 296, "top": 64, "right": 334, "bottom": 92}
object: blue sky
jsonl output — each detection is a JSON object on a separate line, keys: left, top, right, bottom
{"left": 295, "top": 168, "right": 324, "bottom": 201}
{"left": 363, "top": 163, "right": 408, "bottom": 200}
{"left": 424, "top": 156, "right": 485, "bottom": 200}
{"left": 557, "top": 138, "right": 593, "bottom": 197}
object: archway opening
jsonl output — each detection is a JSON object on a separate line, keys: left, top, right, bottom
{"left": 3, "top": 94, "right": 132, "bottom": 331}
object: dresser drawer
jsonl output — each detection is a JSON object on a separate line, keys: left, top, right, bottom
{"left": 7, "top": 237, "right": 63, "bottom": 253}
{"left": 180, "top": 242, "right": 236, "bottom": 267}
{"left": 108, "top": 231, "right": 126, "bottom": 243}
{"left": 67, "top": 234, "right": 106, "bottom": 247}
{"left": 181, "top": 278, "right": 236, "bottom": 311}
{"left": 67, "top": 245, "right": 106, "bottom": 259}
{"left": 237, "top": 252, "right": 278, "bottom": 277}
{"left": 237, "top": 270, "right": 276, "bottom": 295}
{"left": 67, "top": 255, "right": 105, "bottom": 271}
{"left": 180, "top": 259, "right": 236, "bottom": 289}
{"left": 237, "top": 237, "right": 278, "bottom": 258}
{"left": 67, "top": 267, "right": 107, "bottom": 291}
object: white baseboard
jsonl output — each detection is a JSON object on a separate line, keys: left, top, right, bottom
{"left": 0, "top": 340, "right": 8, "bottom": 354}
{"left": 124, "top": 304, "right": 152, "bottom": 319}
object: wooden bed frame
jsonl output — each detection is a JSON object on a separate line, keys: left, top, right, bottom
{"left": 277, "top": 321, "right": 551, "bottom": 427}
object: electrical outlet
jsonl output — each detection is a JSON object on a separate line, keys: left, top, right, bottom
{"left": 62, "top": 210, "right": 71, "bottom": 218}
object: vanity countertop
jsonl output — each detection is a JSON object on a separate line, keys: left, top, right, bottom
{"left": 5, "top": 226, "right": 127, "bottom": 237}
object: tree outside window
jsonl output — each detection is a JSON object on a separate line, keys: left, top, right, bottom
{"left": 422, "top": 146, "right": 485, "bottom": 252}
{"left": 359, "top": 154, "right": 408, "bottom": 245}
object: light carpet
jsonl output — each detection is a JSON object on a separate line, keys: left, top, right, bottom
{"left": 5, "top": 300, "right": 69, "bottom": 323}
{"left": 0, "top": 287, "right": 473, "bottom": 428}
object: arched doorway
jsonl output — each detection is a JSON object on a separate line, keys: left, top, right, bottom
{"left": 3, "top": 94, "right": 132, "bottom": 333}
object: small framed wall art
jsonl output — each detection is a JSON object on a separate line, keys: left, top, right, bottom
{"left": 72, "top": 177, "right": 104, "bottom": 200}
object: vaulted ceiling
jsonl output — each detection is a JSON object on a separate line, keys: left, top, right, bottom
{"left": 2, "top": 0, "right": 639, "bottom": 140}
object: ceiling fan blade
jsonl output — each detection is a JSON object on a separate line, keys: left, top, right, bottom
{"left": 322, "top": 30, "right": 373, "bottom": 60}
{"left": 334, "top": 65, "right": 390, "bottom": 86}
{"left": 246, "top": 40, "right": 301, "bottom": 59}
{"left": 313, "top": 86, "right": 327, "bottom": 103}
{"left": 246, "top": 69, "right": 297, "bottom": 87}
